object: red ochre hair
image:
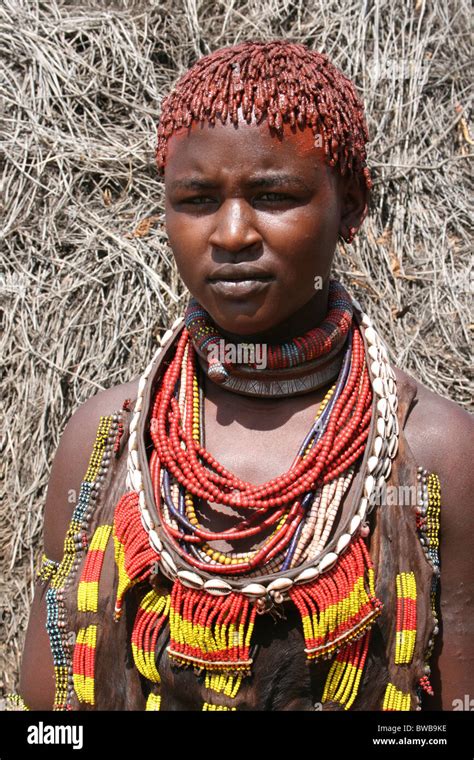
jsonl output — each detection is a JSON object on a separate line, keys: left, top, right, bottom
{"left": 155, "top": 39, "right": 372, "bottom": 191}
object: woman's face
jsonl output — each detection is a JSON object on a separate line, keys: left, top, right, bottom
{"left": 164, "top": 108, "right": 365, "bottom": 336}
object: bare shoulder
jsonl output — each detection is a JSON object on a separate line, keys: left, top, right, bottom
{"left": 394, "top": 366, "right": 473, "bottom": 474}
{"left": 43, "top": 375, "right": 140, "bottom": 562}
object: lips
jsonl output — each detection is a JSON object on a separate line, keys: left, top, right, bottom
{"left": 209, "top": 277, "right": 274, "bottom": 299}
{"left": 207, "top": 265, "right": 274, "bottom": 282}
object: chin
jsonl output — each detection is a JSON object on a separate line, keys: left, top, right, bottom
{"left": 202, "top": 294, "right": 303, "bottom": 340}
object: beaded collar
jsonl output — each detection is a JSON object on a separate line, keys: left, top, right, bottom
{"left": 184, "top": 279, "right": 353, "bottom": 397}
{"left": 125, "top": 295, "right": 399, "bottom": 605}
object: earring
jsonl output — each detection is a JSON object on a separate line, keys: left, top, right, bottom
{"left": 345, "top": 226, "right": 357, "bottom": 244}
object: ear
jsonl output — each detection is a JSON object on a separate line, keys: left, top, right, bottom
{"left": 338, "top": 173, "right": 369, "bottom": 243}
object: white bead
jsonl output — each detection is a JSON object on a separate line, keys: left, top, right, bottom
{"left": 362, "top": 313, "right": 372, "bottom": 326}
{"left": 138, "top": 490, "right": 146, "bottom": 510}
{"left": 318, "top": 552, "right": 339, "bottom": 573}
{"left": 336, "top": 533, "right": 352, "bottom": 553}
{"left": 171, "top": 317, "right": 184, "bottom": 330}
{"left": 377, "top": 417, "right": 386, "bottom": 438}
{"left": 138, "top": 376, "right": 147, "bottom": 396}
{"left": 384, "top": 459, "right": 392, "bottom": 479}
{"left": 149, "top": 529, "right": 162, "bottom": 553}
{"left": 125, "top": 473, "right": 132, "bottom": 491}
{"left": 134, "top": 395, "right": 143, "bottom": 412}
{"left": 352, "top": 298, "right": 362, "bottom": 311}
{"left": 364, "top": 475, "right": 375, "bottom": 498}
{"left": 128, "top": 431, "right": 138, "bottom": 451}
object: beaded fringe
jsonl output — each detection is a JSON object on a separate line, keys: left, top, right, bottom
{"left": 289, "top": 536, "right": 383, "bottom": 661}
{"left": 383, "top": 682, "right": 411, "bottom": 711}
{"left": 4, "top": 693, "right": 30, "bottom": 711}
{"left": 72, "top": 625, "right": 97, "bottom": 705}
{"left": 395, "top": 571, "right": 417, "bottom": 664}
{"left": 131, "top": 589, "right": 170, "bottom": 684}
{"left": 113, "top": 490, "right": 157, "bottom": 621}
{"left": 77, "top": 525, "right": 113, "bottom": 613}
{"left": 112, "top": 490, "right": 385, "bottom": 710}
{"left": 321, "top": 626, "right": 372, "bottom": 709}
{"left": 168, "top": 580, "right": 257, "bottom": 677}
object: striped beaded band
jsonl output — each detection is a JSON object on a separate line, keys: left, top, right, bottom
{"left": 186, "top": 279, "right": 352, "bottom": 370}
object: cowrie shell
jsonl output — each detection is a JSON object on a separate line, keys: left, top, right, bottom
{"left": 241, "top": 583, "right": 267, "bottom": 598}
{"left": 267, "top": 577, "right": 293, "bottom": 592}
{"left": 365, "top": 327, "right": 377, "bottom": 345}
{"left": 295, "top": 566, "right": 320, "bottom": 584}
{"left": 149, "top": 529, "right": 162, "bottom": 553}
{"left": 336, "top": 533, "right": 352, "bottom": 554}
{"left": 372, "top": 378, "right": 384, "bottom": 397}
{"left": 368, "top": 455, "right": 379, "bottom": 473}
{"left": 364, "top": 475, "right": 375, "bottom": 498}
{"left": 177, "top": 570, "right": 203, "bottom": 589}
{"left": 318, "top": 552, "right": 339, "bottom": 573}
{"left": 204, "top": 579, "right": 232, "bottom": 596}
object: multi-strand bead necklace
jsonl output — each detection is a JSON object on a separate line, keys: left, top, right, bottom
{"left": 148, "top": 315, "right": 371, "bottom": 578}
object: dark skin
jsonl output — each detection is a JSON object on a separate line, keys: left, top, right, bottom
{"left": 18, "top": 108, "right": 473, "bottom": 710}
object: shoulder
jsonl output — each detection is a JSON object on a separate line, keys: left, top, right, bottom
{"left": 394, "top": 366, "right": 473, "bottom": 476}
{"left": 43, "top": 376, "right": 140, "bottom": 562}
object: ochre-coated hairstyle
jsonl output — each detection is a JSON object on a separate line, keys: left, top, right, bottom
{"left": 155, "top": 39, "right": 372, "bottom": 191}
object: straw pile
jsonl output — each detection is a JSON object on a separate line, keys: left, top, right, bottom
{"left": 1, "top": 0, "right": 472, "bottom": 700}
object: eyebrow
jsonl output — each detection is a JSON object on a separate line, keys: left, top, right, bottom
{"left": 168, "top": 173, "right": 312, "bottom": 192}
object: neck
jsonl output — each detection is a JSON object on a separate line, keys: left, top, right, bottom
{"left": 217, "top": 284, "right": 330, "bottom": 345}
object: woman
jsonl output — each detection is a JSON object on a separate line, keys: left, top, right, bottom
{"left": 10, "top": 40, "right": 473, "bottom": 712}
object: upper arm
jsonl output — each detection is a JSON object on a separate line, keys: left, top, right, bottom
{"left": 403, "top": 381, "right": 474, "bottom": 710}
{"left": 18, "top": 379, "right": 138, "bottom": 710}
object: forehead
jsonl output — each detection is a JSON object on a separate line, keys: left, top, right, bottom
{"left": 164, "top": 107, "right": 329, "bottom": 182}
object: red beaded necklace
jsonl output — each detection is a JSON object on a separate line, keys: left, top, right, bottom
{"left": 148, "top": 322, "right": 372, "bottom": 576}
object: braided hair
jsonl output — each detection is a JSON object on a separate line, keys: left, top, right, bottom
{"left": 155, "top": 39, "right": 372, "bottom": 191}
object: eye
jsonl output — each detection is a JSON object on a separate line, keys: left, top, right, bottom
{"left": 182, "top": 196, "right": 216, "bottom": 205}
{"left": 256, "top": 192, "right": 293, "bottom": 202}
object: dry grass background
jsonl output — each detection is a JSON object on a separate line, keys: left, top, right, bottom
{"left": 1, "top": 0, "right": 472, "bottom": 699}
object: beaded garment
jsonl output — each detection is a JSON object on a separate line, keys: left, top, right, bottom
{"left": 6, "top": 295, "right": 441, "bottom": 711}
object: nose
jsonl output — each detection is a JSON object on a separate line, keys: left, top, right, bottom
{"left": 208, "top": 198, "right": 261, "bottom": 253}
